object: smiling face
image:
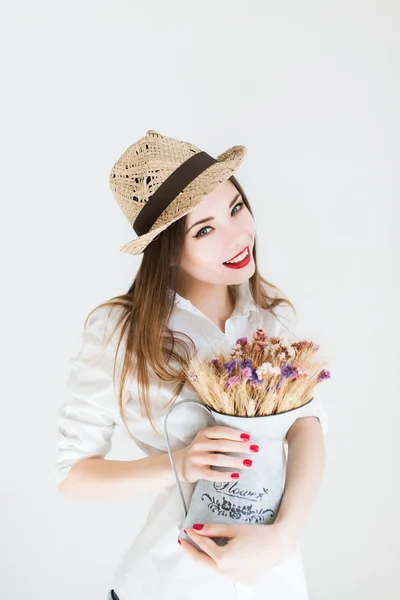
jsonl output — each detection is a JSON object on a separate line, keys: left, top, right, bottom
{"left": 179, "top": 179, "right": 256, "bottom": 287}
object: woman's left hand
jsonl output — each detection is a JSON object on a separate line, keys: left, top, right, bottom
{"left": 179, "top": 522, "right": 297, "bottom": 585}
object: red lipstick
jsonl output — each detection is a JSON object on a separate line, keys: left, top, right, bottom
{"left": 223, "top": 246, "right": 251, "bottom": 269}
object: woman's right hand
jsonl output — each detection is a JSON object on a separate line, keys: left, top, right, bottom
{"left": 173, "top": 426, "right": 259, "bottom": 484}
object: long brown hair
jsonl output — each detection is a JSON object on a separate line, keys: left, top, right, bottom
{"left": 84, "top": 175, "right": 296, "bottom": 437}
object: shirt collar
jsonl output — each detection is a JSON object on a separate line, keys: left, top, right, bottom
{"left": 167, "top": 279, "right": 260, "bottom": 319}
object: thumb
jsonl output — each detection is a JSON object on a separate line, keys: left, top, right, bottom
{"left": 192, "top": 523, "right": 236, "bottom": 537}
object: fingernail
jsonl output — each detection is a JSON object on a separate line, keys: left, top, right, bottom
{"left": 250, "top": 445, "right": 259, "bottom": 452}
{"left": 183, "top": 529, "right": 188, "bottom": 535}
{"left": 243, "top": 459, "right": 252, "bottom": 467}
{"left": 231, "top": 473, "right": 240, "bottom": 479}
{"left": 193, "top": 524, "right": 204, "bottom": 530}
{"left": 240, "top": 433, "right": 250, "bottom": 441}
{"left": 178, "top": 539, "right": 181, "bottom": 545}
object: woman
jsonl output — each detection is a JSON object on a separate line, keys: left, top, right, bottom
{"left": 56, "top": 129, "right": 328, "bottom": 600}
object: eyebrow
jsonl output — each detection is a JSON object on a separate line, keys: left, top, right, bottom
{"left": 186, "top": 193, "right": 242, "bottom": 234}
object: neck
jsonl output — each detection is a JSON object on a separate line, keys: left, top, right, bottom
{"left": 175, "top": 276, "right": 237, "bottom": 332}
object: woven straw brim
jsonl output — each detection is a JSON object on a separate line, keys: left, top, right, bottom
{"left": 120, "top": 144, "right": 246, "bottom": 255}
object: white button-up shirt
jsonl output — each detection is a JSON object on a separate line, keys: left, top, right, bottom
{"left": 56, "top": 280, "right": 328, "bottom": 600}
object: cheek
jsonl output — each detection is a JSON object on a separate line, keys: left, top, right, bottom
{"left": 187, "top": 244, "right": 221, "bottom": 267}
{"left": 183, "top": 238, "right": 226, "bottom": 272}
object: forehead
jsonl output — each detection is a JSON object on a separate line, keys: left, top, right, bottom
{"left": 186, "top": 180, "right": 240, "bottom": 222}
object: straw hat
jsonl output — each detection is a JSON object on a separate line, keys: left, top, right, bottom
{"left": 109, "top": 129, "right": 247, "bottom": 255}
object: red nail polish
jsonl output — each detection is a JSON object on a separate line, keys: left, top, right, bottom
{"left": 184, "top": 529, "right": 188, "bottom": 535}
{"left": 240, "top": 433, "right": 250, "bottom": 441}
{"left": 193, "top": 524, "right": 204, "bottom": 530}
{"left": 250, "top": 444, "right": 259, "bottom": 452}
{"left": 178, "top": 539, "right": 181, "bottom": 545}
{"left": 231, "top": 473, "right": 240, "bottom": 479}
{"left": 243, "top": 459, "right": 252, "bottom": 467}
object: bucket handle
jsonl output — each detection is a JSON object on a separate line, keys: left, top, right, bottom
{"left": 163, "top": 398, "right": 213, "bottom": 520}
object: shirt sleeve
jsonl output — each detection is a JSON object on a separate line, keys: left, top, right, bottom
{"left": 55, "top": 305, "right": 129, "bottom": 487}
{"left": 269, "top": 300, "right": 329, "bottom": 439}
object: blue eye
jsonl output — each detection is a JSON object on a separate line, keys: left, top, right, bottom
{"left": 194, "top": 202, "right": 244, "bottom": 238}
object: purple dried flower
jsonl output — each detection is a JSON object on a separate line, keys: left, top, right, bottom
{"left": 249, "top": 369, "right": 263, "bottom": 385}
{"left": 317, "top": 369, "right": 331, "bottom": 382}
{"left": 236, "top": 337, "right": 247, "bottom": 345}
{"left": 280, "top": 364, "right": 298, "bottom": 379}
{"left": 241, "top": 366, "right": 253, "bottom": 380}
{"left": 224, "top": 359, "right": 239, "bottom": 372}
{"left": 240, "top": 358, "right": 253, "bottom": 369}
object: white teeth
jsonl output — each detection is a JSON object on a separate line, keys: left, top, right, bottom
{"left": 225, "top": 247, "right": 249, "bottom": 264}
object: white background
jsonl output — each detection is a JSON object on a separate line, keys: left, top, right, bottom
{"left": 2, "top": 1, "right": 399, "bottom": 598}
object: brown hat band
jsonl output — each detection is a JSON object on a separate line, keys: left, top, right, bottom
{"left": 133, "top": 151, "right": 217, "bottom": 236}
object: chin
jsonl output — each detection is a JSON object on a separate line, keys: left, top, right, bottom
{"left": 224, "top": 261, "right": 255, "bottom": 282}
